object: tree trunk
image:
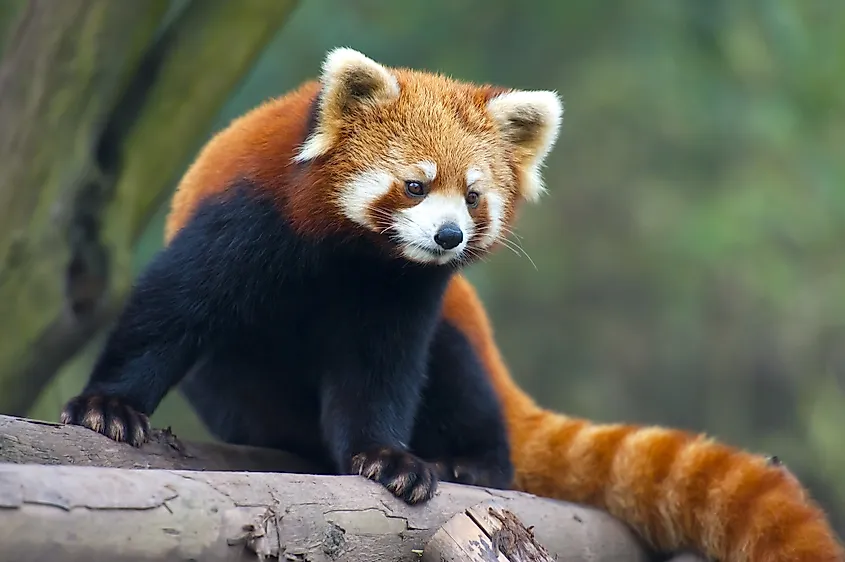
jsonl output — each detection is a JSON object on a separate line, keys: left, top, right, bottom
{"left": 0, "top": 0, "right": 299, "bottom": 415}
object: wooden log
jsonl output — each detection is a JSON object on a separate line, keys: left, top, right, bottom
{"left": 0, "top": 414, "right": 707, "bottom": 561}
{"left": 0, "top": 463, "right": 654, "bottom": 562}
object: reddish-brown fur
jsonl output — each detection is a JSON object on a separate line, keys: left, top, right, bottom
{"left": 167, "top": 76, "right": 515, "bottom": 244}
{"left": 164, "top": 67, "right": 844, "bottom": 562}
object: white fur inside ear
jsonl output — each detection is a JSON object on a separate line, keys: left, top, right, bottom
{"left": 321, "top": 47, "right": 400, "bottom": 101}
{"left": 487, "top": 90, "right": 563, "bottom": 202}
{"left": 294, "top": 48, "right": 401, "bottom": 163}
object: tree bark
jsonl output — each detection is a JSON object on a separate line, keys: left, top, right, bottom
{"left": 0, "top": 0, "right": 299, "bottom": 415}
{"left": 0, "top": 462, "right": 655, "bottom": 562}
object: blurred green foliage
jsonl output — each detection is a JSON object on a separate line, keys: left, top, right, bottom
{"left": 0, "top": 1, "right": 26, "bottom": 55}
{"left": 29, "top": 0, "right": 845, "bottom": 532}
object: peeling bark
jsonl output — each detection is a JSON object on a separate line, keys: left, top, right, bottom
{"left": 424, "top": 503, "right": 556, "bottom": 562}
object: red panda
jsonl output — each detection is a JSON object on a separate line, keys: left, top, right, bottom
{"left": 60, "top": 48, "right": 843, "bottom": 562}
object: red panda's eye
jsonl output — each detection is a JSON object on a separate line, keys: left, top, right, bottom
{"left": 466, "top": 191, "right": 480, "bottom": 208}
{"left": 405, "top": 180, "right": 426, "bottom": 198}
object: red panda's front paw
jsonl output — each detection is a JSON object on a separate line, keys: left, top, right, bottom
{"left": 60, "top": 394, "right": 150, "bottom": 446}
{"left": 351, "top": 447, "right": 439, "bottom": 505}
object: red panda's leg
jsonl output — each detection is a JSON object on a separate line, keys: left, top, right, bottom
{"left": 60, "top": 234, "right": 210, "bottom": 445}
{"left": 411, "top": 319, "right": 514, "bottom": 490}
{"left": 319, "top": 359, "right": 440, "bottom": 505}
{"left": 61, "top": 193, "right": 276, "bottom": 446}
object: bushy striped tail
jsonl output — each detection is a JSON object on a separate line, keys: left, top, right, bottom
{"left": 510, "top": 411, "right": 844, "bottom": 562}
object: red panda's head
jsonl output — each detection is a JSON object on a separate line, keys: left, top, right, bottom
{"left": 294, "top": 48, "right": 563, "bottom": 266}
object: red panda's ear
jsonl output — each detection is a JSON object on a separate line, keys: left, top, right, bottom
{"left": 295, "top": 48, "right": 400, "bottom": 162}
{"left": 486, "top": 90, "right": 563, "bottom": 202}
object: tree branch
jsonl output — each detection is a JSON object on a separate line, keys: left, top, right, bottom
{"left": 0, "top": 0, "right": 299, "bottom": 415}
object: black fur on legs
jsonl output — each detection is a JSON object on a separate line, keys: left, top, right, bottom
{"left": 60, "top": 182, "right": 514, "bottom": 504}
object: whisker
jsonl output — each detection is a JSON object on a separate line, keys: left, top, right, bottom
{"left": 475, "top": 222, "right": 538, "bottom": 270}
{"left": 495, "top": 234, "right": 537, "bottom": 270}
{"left": 460, "top": 246, "right": 489, "bottom": 265}
{"left": 498, "top": 224, "right": 525, "bottom": 241}
{"left": 490, "top": 234, "right": 522, "bottom": 257}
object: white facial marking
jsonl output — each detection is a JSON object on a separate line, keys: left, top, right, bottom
{"left": 394, "top": 193, "right": 474, "bottom": 265}
{"left": 466, "top": 167, "right": 483, "bottom": 187}
{"left": 480, "top": 191, "right": 505, "bottom": 248}
{"left": 416, "top": 161, "right": 437, "bottom": 182}
{"left": 339, "top": 169, "right": 394, "bottom": 228}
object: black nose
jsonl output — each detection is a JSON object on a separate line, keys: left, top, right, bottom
{"left": 433, "top": 222, "right": 464, "bottom": 250}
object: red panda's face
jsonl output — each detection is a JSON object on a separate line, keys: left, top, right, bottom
{"left": 295, "top": 48, "right": 563, "bottom": 266}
